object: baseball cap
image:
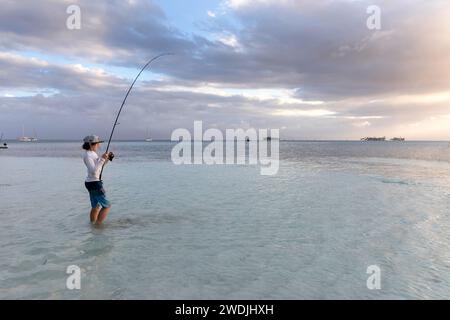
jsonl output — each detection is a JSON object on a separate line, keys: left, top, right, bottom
{"left": 83, "top": 135, "right": 105, "bottom": 144}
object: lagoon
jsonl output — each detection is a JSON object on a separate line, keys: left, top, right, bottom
{"left": 1, "top": 140, "right": 450, "bottom": 299}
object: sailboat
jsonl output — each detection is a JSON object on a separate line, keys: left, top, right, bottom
{"left": 0, "top": 133, "right": 8, "bottom": 149}
{"left": 144, "top": 128, "right": 152, "bottom": 142}
{"left": 18, "top": 125, "right": 38, "bottom": 142}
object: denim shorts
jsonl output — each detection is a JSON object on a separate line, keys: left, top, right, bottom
{"left": 85, "top": 181, "right": 111, "bottom": 209}
{"left": 88, "top": 189, "right": 111, "bottom": 209}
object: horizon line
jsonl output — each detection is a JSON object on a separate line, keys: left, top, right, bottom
{"left": 1, "top": 139, "right": 449, "bottom": 142}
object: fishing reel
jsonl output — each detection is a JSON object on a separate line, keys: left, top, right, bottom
{"left": 108, "top": 152, "right": 115, "bottom": 161}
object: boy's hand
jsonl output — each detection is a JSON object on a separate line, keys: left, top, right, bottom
{"left": 101, "top": 152, "right": 109, "bottom": 161}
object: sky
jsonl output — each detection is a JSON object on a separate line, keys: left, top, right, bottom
{"left": 0, "top": 0, "right": 449, "bottom": 140}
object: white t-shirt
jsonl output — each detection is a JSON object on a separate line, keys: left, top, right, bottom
{"left": 83, "top": 151, "right": 106, "bottom": 182}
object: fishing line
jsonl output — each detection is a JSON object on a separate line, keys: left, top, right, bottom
{"left": 99, "top": 53, "right": 173, "bottom": 180}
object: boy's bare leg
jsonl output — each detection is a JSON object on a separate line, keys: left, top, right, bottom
{"left": 95, "top": 207, "right": 111, "bottom": 225}
{"left": 90, "top": 207, "right": 100, "bottom": 223}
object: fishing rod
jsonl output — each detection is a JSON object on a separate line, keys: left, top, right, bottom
{"left": 99, "top": 53, "right": 173, "bottom": 180}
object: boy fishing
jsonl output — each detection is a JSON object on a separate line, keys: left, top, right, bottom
{"left": 82, "top": 135, "right": 114, "bottom": 225}
{"left": 79, "top": 55, "right": 168, "bottom": 227}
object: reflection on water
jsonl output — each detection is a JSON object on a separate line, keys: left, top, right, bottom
{"left": 0, "top": 141, "right": 450, "bottom": 299}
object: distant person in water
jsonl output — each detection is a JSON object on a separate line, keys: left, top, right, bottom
{"left": 82, "top": 135, "right": 113, "bottom": 225}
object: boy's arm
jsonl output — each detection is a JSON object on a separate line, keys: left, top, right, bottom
{"left": 84, "top": 155, "right": 106, "bottom": 177}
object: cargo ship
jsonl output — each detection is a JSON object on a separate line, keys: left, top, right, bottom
{"left": 361, "top": 137, "right": 386, "bottom": 141}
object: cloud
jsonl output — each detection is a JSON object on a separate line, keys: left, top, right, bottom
{"left": 0, "top": 52, "right": 125, "bottom": 92}
{"left": 1, "top": 0, "right": 450, "bottom": 139}
{"left": 353, "top": 121, "right": 371, "bottom": 128}
{"left": 2, "top": 0, "right": 450, "bottom": 97}
{"left": 0, "top": 0, "right": 194, "bottom": 65}
{"left": 272, "top": 109, "right": 336, "bottom": 117}
{"left": 217, "top": 33, "right": 241, "bottom": 50}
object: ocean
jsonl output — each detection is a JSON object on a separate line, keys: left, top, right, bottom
{"left": 1, "top": 140, "right": 450, "bottom": 299}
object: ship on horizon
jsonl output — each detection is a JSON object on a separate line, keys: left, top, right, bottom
{"left": 144, "top": 127, "right": 152, "bottom": 142}
{"left": 361, "top": 136, "right": 406, "bottom": 141}
{"left": 0, "top": 133, "right": 8, "bottom": 149}
{"left": 361, "top": 136, "right": 386, "bottom": 141}
{"left": 18, "top": 125, "right": 38, "bottom": 142}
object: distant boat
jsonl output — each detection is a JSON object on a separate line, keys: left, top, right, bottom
{"left": 144, "top": 128, "right": 152, "bottom": 142}
{"left": 19, "top": 136, "right": 37, "bottom": 142}
{"left": 0, "top": 133, "right": 7, "bottom": 149}
{"left": 390, "top": 137, "right": 405, "bottom": 141}
{"left": 18, "top": 126, "right": 38, "bottom": 142}
{"left": 361, "top": 136, "right": 386, "bottom": 141}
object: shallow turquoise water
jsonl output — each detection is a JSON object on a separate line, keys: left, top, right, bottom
{"left": 1, "top": 141, "right": 450, "bottom": 299}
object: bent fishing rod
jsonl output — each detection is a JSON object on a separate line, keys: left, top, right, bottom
{"left": 99, "top": 53, "right": 173, "bottom": 180}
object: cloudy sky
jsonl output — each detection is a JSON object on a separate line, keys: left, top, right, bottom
{"left": 0, "top": 0, "right": 449, "bottom": 140}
